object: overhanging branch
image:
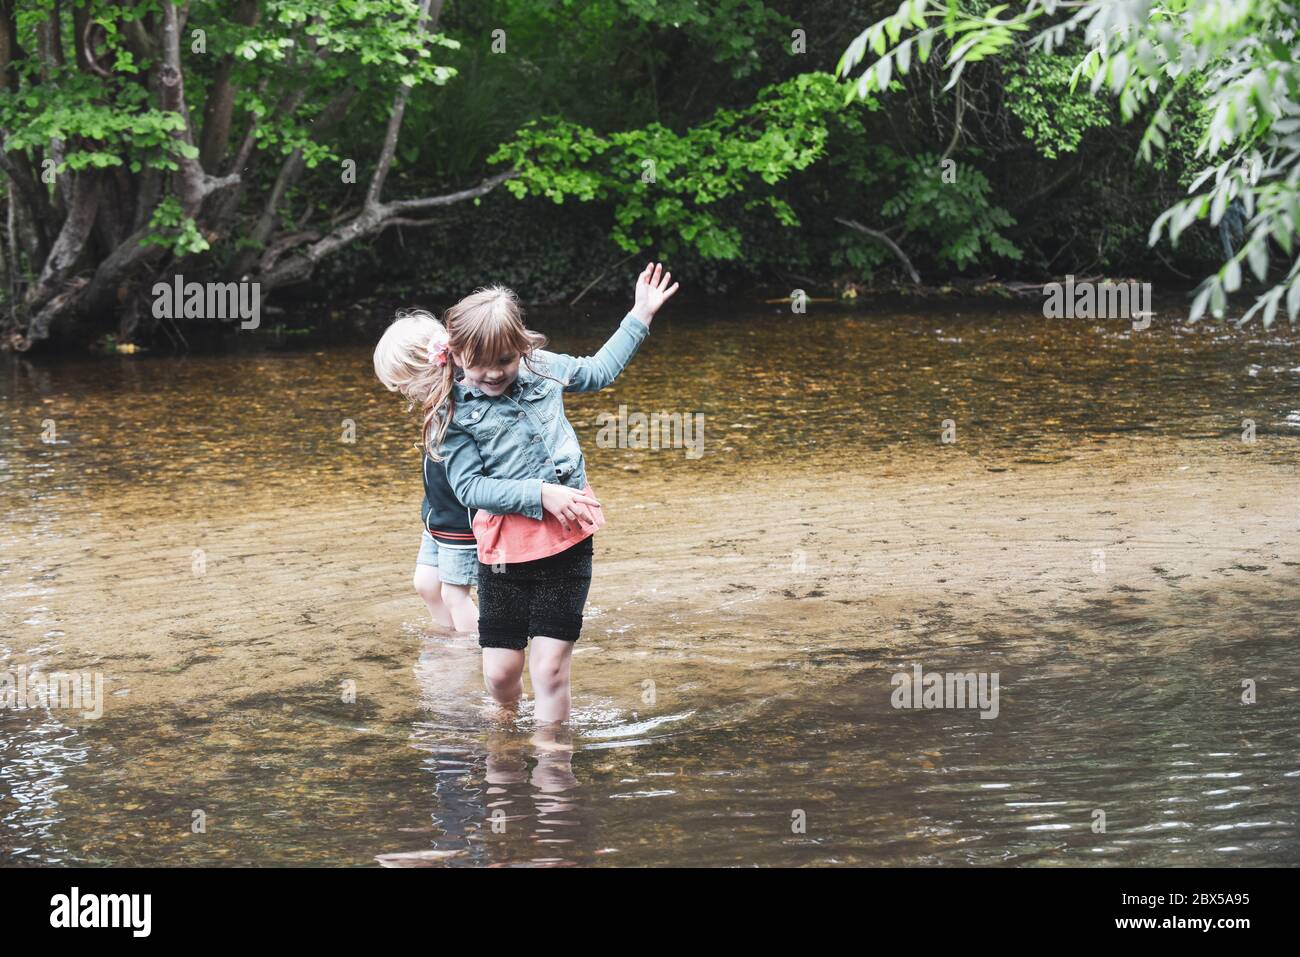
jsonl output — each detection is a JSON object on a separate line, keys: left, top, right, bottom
{"left": 836, "top": 217, "right": 922, "bottom": 284}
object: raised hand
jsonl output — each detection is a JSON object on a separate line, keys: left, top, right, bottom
{"left": 630, "top": 261, "right": 680, "bottom": 325}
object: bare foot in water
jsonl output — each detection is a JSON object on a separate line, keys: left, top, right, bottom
{"left": 530, "top": 721, "right": 574, "bottom": 754}
{"left": 482, "top": 696, "right": 522, "bottom": 726}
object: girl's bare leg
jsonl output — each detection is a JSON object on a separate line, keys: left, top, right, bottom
{"left": 482, "top": 647, "right": 525, "bottom": 708}
{"left": 413, "top": 565, "right": 454, "bottom": 629}
{"left": 528, "top": 636, "right": 574, "bottom": 725}
{"left": 440, "top": 581, "right": 479, "bottom": 634}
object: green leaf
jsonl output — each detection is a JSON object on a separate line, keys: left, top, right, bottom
{"left": 1189, "top": 285, "right": 1211, "bottom": 323}
{"left": 1246, "top": 240, "right": 1268, "bottom": 282}
{"left": 1223, "top": 258, "right": 1241, "bottom": 293}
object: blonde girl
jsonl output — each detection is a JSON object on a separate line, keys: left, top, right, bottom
{"left": 373, "top": 311, "right": 479, "bottom": 633}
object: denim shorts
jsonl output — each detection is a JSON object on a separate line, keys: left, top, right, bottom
{"left": 416, "top": 530, "right": 479, "bottom": 586}
{"left": 476, "top": 536, "right": 594, "bottom": 650}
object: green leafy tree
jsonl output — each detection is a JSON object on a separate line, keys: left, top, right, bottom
{"left": 0, "top": 0, "right": 492, "bottom": 348}
{"left": 838, "top": 0, "right": 1300, "bottom": 326}
{"left": 489, "top": 71, "right": 849, "bottom": 262}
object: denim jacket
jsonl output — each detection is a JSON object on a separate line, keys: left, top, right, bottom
{"left": 439, "top": 312, "right": 649, "bottom": 520}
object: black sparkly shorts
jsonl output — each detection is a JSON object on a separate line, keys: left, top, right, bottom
{"left": 476, "top": 536, "right": 594, "bottom": 650}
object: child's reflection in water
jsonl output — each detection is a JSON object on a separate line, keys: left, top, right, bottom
{"left": 482, "top": 722, "right": 580, "bottom": 865}
{"left": 410, "top": 645, "right": 583, "bottom": 866}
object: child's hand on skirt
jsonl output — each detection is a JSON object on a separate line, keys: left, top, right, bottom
{"left": 541, "top": 483, "right": 602, "bottom": 532}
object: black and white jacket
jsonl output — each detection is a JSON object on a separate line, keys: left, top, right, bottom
{"left": 420, "top": 453, "right": 476, "bottom": 549}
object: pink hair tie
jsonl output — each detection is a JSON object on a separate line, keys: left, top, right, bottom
{"left": 426, "top": 332, "right": 450, "bottom": 366}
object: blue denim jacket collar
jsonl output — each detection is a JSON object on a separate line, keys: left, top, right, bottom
{"left": 451, "top": 375, "right": 487, "bottom": 401}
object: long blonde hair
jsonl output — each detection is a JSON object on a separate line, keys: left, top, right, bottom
{"left": 373, "top": 286, "right": 548, "bottom": 459}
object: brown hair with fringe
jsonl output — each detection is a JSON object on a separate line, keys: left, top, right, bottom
{"left": 433, "top": 285, "right": 545, "bottom": 457}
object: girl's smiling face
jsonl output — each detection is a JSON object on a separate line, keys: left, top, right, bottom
{"left": 456, "top": 351, "right": 521, "bottom": 396}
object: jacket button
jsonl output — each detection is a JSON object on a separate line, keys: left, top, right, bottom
{"left": 532, "top": 434, "right": 541, "bottom": 443}
{"left": 517, "top": 411, "right": 524, "bottom": 419}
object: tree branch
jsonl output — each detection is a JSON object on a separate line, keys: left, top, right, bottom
{"left": 835, "top": 217, "right": 921, "bottom": 284}
{"left": 0, "top": 0, "right": 21, "bottom": 92}
{"left": 0, "top": 138, "right": 55, "bottom": 257}
{"left": 198, "top": 0, "right": 261, "bottom": 171}
{"left": 257, "top": 171, "right": 515, "bottom": 288}
{"left": 386, "top": 168, "right": 517, "bottom": 214}
{"left": 158, "top": 2, "right": 238, "bottom": 215}
{"left": 226, "top": 85, "right": 353, "bottom": 276}
{"left": 27, "top": 170, "right": 99, "bottom": 311}
{"left": 939, "top": 77, "right": 965, "bottom": 165}
{"left": 364, "top": 0, "right": 440, "bottom": 209}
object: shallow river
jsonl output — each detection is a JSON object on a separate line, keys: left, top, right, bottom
{"left": 2, "top": 301, "right": 1298, "bottom": 866}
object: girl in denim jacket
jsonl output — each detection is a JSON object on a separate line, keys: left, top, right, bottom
{"left": 377, "top": 263, "right": 678, "bottom": 725}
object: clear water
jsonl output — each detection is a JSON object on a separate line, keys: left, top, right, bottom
{"left": 2, "top": 303, "right": 1298, "bottom": 865}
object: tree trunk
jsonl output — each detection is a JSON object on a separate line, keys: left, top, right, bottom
{"left": 198, "top": 0, "right": 260, "bottom": 171}
{"left": 27, "top": 170, "right": 99, "bottom": 311}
